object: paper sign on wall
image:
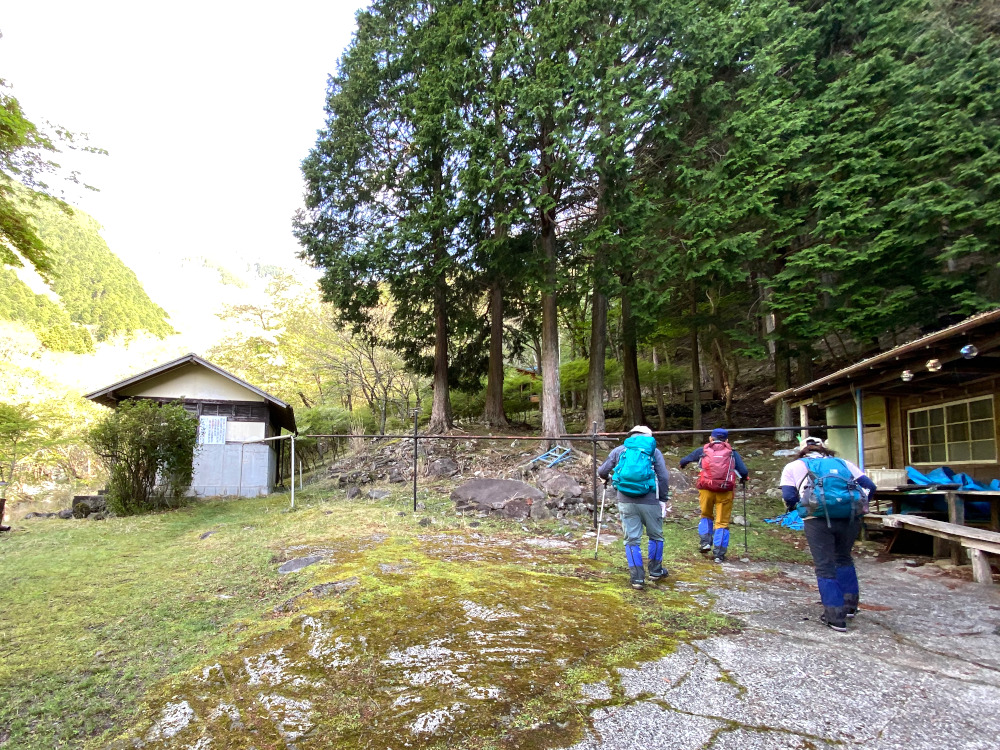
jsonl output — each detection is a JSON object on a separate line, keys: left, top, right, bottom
{"left": 198, "top": 415, "right": 227, "bottom": 445}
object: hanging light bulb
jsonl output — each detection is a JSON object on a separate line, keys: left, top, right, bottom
{"left": 901, "top": 370, "right": 914, "bottom": 382}
{"left": 961, "top": 344, "right": 978, "bottom": 359}
{"left": 926, "top": 359, "right": 942, "bottom": 372}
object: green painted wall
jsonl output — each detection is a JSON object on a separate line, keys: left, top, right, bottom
{"left": 824, "top": 401, "right": 858, "bottom": 465}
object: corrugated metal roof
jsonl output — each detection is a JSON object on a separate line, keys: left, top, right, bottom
{"left": 764, "top": 308, "right": 1000, "bottom": 405}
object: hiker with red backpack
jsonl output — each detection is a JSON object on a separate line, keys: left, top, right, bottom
{"left": 679, "top": 428, "right": 749, "bottom": 564}
{"left": 598, "top": 425, "right": 672, "bottom": 590}
{"left": 780, "top": 436, "right": 877, "bottom": 632}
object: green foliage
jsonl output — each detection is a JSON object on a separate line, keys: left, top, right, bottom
{"left": 87, "top": 400, "right": 198, "bottom": 516}
{"left": 0, "top": 400, "right": 77, "bottom": 493}
{"left": 561, "top": 358, "right": 622, "bottom": 393}
{"left": 0, "top": 266, "right": 94, "bottom": 352}
{"left": 0, "top": 183, "right": 172, "bottom": 345}
{"left": 23, "top": 192, "right": 175, "bottom": 341}
{"left": 1, "top": 79, "right": 103, "bottom": 279}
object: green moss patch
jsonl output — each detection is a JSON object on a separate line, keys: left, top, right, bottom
{"left": 114, "top": 530, "right": 736, "bottom": 749}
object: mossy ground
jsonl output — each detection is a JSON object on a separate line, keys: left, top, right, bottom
{"left": 1, "top": 461, "right": 807, "bottom": 750}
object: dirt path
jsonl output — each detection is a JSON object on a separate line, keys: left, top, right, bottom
{"left": 571, "top": 558, "right": 1000, "bottom": 750}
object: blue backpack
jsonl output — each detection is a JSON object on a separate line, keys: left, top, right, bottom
{"left": 799, "top": 456, "right": 863, "bottom": 524}
{"left": 612, "top": 434, "right": 658, "bottom": 497}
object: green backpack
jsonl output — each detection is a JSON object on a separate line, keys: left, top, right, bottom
{"left": 612, "top": 434, "right": 658, "bottom": 497}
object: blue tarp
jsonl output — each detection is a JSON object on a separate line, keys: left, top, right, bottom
{"left": 898, "top": 466, "right": 995, "bottom": 521}
{"left": 764, "top": 511, "right": 804, "bottom": 531}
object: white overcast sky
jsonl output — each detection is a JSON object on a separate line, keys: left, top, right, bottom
{"left": 1, "top": 0, "right": 369, "bottom": 280}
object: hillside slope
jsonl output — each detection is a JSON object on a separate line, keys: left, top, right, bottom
{"left": 0, "top": 188, "right": 174, "bottom": 349}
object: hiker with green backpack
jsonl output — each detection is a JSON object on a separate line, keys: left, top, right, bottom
{"left": 779, "top": 436, "right": 877, "bottom": 632}
{"left": 598, "top": 425, "right": 672, "bottom": 590}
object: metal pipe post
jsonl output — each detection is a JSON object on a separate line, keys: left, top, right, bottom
{"left": 290, "top": 435, "right": 296, "bottom": 509}
{"left": 855, "top": 388, "right": 865, "bottom": 472}
{"left": 591, "top": 421, "right": 598, "bottom": 530}
{"left": 412, "top": 409, "right": 419, "bottom": 512}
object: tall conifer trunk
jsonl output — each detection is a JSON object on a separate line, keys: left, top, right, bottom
{"left": 653, "top": 346, "right": 667, "bottom": 430}
{"left": 429, "top": 279, "right": 453, "bottom": 434}
{"left": 483, "top": 281, "right": 509, "bottom": 427}
{"left": 621, "top": 282, "right": 644, "bottom": 428}
{"left": 690, "top": 291, "right": 702, "bottom": 446}
{"left": 539, "top": 120, "right": 566, "bottom": 443}
{"left": 586, "top": 288, "right": 608, "bottom": 433}
{"left": 774, "top": 318, "right": 793, "bottom": 442}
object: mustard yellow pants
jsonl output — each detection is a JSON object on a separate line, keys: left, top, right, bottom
{"left": 699, "top": 489, "right": 734, "bottom": 530}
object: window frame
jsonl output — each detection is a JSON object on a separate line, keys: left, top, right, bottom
{"left": 906, "top": 395, "right": 996, "bottom": 466}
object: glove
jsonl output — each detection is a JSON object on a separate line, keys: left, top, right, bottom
{"left": 784, "top": 499, "right": 797, "bottom": 513}
{"left": 740, "top": 476, "right": 747, "bottom": 486}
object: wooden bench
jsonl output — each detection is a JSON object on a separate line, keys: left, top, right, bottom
{"left": 880, "top": 514, "right": 1000, "bottom": 585}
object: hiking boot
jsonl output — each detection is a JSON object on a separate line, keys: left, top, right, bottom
{"left": 821, "top": 606, "right": 848, "bottom": 632}
{"left": 699, "top": 541, "right": 712, "bottom": 553}
{"left": 712, "top": 547, "right": 726, "bottom": 564}
{"left": 843, "top": 593, "right": 859, "bottom": 619}
{"left": 628, "top": 566, "right": 645, "bottom": 590}
{"left": 649, "top": 565, "right": 668, "bottom": 581}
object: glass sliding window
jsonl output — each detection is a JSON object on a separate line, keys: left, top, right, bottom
{"left": 907, "top": 396, "right": 996, "bottom": 465}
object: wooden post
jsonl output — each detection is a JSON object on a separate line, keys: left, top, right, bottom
{"left": 945, "top": 491, "right": 965, "bottom": 565}
{"left": 970, "top": 549, "right": 994, "bottom": 585}
{"left": 991, "top": 498, "right": 1000, "bottom": 533}
{"left": 799, "top": 404, "right": 809, "bottom": 439}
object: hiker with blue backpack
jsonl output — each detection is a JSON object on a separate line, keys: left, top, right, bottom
{"left": 679, "top": 428, "right": 749, "bottom": 563}
{"left": 598, "top": 425, "right": 672, "bottom": 590}
{"left": 779, "top": 436, "right": 877, "bottom": 632}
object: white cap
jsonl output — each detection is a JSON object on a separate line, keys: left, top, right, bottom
{"left": 799, "top": 436, "right": 826, "bottom": 451}
{"left": 629, "top": 425, "right": 653, "bottom": 436}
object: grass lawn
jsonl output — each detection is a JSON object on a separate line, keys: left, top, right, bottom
{"left": 1, "top": 474, "right": 807, "bottom": 749}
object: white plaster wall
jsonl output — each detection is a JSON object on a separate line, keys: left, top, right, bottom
{"left": 227, "top": 421, "right": 266, "bottom": 441}
{"left": 190, "top": 442, "right": 274, "bottom": 497}
{"left": 119, "top": 363, "right": 264, "bottom": 402}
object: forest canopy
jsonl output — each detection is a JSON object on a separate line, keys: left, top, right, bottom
{"left": 296, "top": 0, "right": 1000, "bottom": 436}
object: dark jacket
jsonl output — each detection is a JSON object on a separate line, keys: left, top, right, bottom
{"left": 598, "top": 444, "right": 671, "bottom": 505}
{"left": 679, "top": 442, "right": 749, "bottom": 482}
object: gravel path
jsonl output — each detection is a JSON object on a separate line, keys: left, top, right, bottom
{"left": 571, "top": 558, "right": 1000, "bottom": 750}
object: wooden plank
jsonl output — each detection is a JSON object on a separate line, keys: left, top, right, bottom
{"left": 963, "top": 539, "right": 1000, "bottom": 555}
{"left": 970, "top": 549, "right": 994, "bottom": 585}
{"left": 881, "top": 514, "right": 1000, "bottom": 544}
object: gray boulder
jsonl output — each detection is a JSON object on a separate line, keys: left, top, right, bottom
{"left": 367, "top": 489, "right": 391, "bottom": 500}
{"left": 535, "top": 469, "right": 582, "bottom": 499}
{"left": 426, "top": 457, "right": 459, "bottom": 477}
{"left": 57, "top": 509, "right": 74, "bottom": 520}
{"left": 346, "top": 485, "right": 362, "bottom": 499}
{"left": 72, "top": 494, "right": 107, "bottom": 519}
{"left": 451, "top": 478, "right": 547, "bottom": 521}
{"left": 668, "top": 468, "right": 694, "bottom": 492}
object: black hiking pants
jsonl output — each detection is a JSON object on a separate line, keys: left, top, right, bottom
{"left": 803, "top": 517, "right": 861, "bottom": 579}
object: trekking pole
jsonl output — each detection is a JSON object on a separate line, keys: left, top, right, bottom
{"left": 742, "top": 479, "right": 749, "bottom": 554}
{"left": 594, "top": 481, "right": 608, "bottom": 560}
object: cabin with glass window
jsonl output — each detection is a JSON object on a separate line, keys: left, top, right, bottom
{"left": 765, "top": 310, "right": 1000, "bottom": 483}
{"left": 85, "top": 353, "right": 296, "bottom": 497}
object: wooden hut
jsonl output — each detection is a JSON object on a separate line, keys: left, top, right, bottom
{"left": 85, "top": 353, "right": 296, "bottom": 497}
{"left": 765, "top": 309, "right": 1000, "bottom": 481}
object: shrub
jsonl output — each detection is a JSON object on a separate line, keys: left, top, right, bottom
{"left": 87, "top": 400, "right": 198, "bottom": 516}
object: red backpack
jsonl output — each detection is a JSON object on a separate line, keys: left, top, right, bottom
{"left": 697, "top": 441, "right": 737, "bottom": 491}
